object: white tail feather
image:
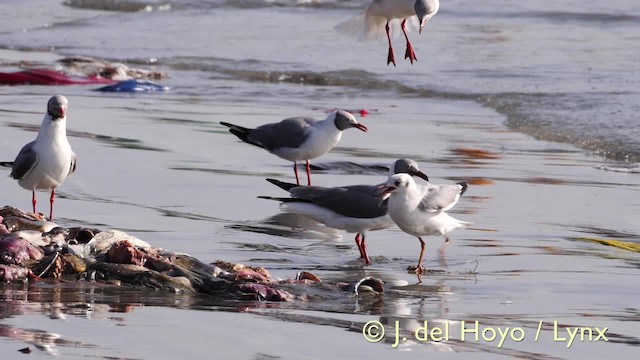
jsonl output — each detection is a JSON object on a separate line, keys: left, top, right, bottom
{"left": 335, "top": 11, "right": 421, "bottom": 42}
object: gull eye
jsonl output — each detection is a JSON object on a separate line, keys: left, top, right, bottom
{"left": 395, "top": 180, "right": 400, "bottom": 186}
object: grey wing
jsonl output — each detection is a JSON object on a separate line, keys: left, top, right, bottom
{"left": 248, "top": 117, "right": 314, "bottom": 151}
{"left": 69, "top": 152, "right": 77, "bottom": 176}
{"left": 10, "top": 141, "right": 38, "bottom": 180}
{"left": 291, "top": 185, "right": 386, "bottom": 219}
{"left": 418, "top": 184, "right": 463, "bottom": 213}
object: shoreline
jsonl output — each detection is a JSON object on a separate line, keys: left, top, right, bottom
{"left": 3, "top": 43, "right": 640, "bottom": 168}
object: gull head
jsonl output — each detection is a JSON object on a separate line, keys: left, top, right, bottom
{"left": 333, "top": 110, "right": 367, "bottom": 132}
{"left": 415, "top": 0, "right": 437, "bottom": 34}
{"left": 393, "top": 158, "right": 429, "bottom": 181}
{"left": 47, "top": 95, "right": 69, "bottom": 121}
{"left": 385, "top": 173, "right": 414, "bottom": 193}
{"left": 375, "top": 173, "right": 414, "bottom": 205}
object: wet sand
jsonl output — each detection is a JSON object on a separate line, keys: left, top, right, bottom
{"left": 1, "top": 86, "right": 638, "bottom": 359}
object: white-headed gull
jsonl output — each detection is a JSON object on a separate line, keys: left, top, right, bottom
{"left": 336, "top": 0, "right": 439, "bottom": 66}
{"left": 378, "top": 173, "right": 469, "bottom": 274}
{"left": 221, "top": 110, "right": 367, "bottom": 186}
{"left": 0, "top": 95, "right": 77, "bottom": 220}
{"left": 259, "top": 159, "right": 429, "bottom": 264}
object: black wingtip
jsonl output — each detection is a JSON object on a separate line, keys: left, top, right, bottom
{"left": 220, "top": 121, "right": 260, "bottom": 145}
{"left": 458, "top": 182, "right": 469, "bottom": 196}
{"left": 257, "top": 195, "right": 304, "bottom": 203}
{"left": 265, "top": 178, "right": 298, "bottom": 192}
{"left": 0, "top": 161, "right": 13, "bottom": 168}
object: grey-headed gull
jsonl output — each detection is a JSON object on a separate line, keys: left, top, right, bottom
{"left": 378, "top": 173, "right": 469, "bottom": 274}
{"left": 220, "top": 110, "right": 367, "bottom": 186}
{"left": 0, "top": 95, "right": 77, "bottom": 220}
{"left": 336, "top": 0, "right": 439, "bottom": 66}
{"left": 259, "top": 159, "right": 429, "bottom": 264}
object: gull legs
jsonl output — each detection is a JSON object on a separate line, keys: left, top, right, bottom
{"left": 293, "top": 160, "right": 312, "bottom": 186}
{"left": 401, "top": 19, "right": 417, "bottom": 64}
{"left": 355, "top": 233, "right": 371, "bottom": 264}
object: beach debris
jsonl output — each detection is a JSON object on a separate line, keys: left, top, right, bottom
{"left": 0, "top": 69, "right": 114, "bottom": 86}
{"left": 0, "top": 205, "right": 383, "bottom": 302}
{"left": 574, "top": 237, "right": 640, "bottom": 253}
{"left": 0, "top": 235, "right": 44, "bottom": 265}
{"left": 1, "top": 216, "right": 58, "bottom": 233}
{"left": 95, "top": 79, "right": 170, "bottom": 92}
{"left": 0, "top": 206, "right": 47, "bottom": 222}
{"left": 57, "top": 56, "right": 166, "bottom": 81}
{"left": 0, "top": 264, "right": 33, "bottom": 282}
{"left": 0, "top": 216, "right": 8, "bottom": 235}
{"left": 0, "top": 56, "right": 167, "bottom": 86}
{"left": 347, "top": 276, "right": 385, "bottom": 296}
{"left": 295, "top": 271, "right": 322, "bottom": 283}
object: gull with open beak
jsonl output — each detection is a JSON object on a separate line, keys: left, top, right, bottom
{"left": 377, "top": 172, "right": 469, "bottom": 274}
{"left": 259, "top": 159, "right": 429, "bottom": 264}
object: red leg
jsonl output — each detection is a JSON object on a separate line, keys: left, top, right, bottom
{"left": 293, "top": 162, "right": 300, "bottom": 185}
{"left": 360, "top": 234, "right": 371, "bottom": 265}
{"left": 305, "top": 160, "right": 311, "bottom": 186}
{"left": 354, "top": 233, "right": 364, "bottom": 258}
{"left": 408, "top": 236, "right": 426, "bottom": 274}
{"left": 415, "top": 236, "right": 425, "bottom": 274}
{"left": 401, "top": 19, "right": 417, "bottom": 64}
{"left": 31, "top": 191, "right": 37, "bottom": 214}
{"left": 385, "top": 22, "right": 396, "bottom": 66}
{"left": 49, "top": 189, "right": 55, "bottom": 220}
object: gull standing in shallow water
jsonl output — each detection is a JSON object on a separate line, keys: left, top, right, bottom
{"left": 0, "top": 95, "right": 77, "bottom": 220}
{"left": 336, "top": 0, "right": 440, "bottom": 66}
{"left": 378, "top": 173, "right": 469, "bottom": 274}
{"left": 220, "top": 110, "right": 367, "bottom": 186}
{"left": 259, "top": 159, "right": 429, "bottom": 264}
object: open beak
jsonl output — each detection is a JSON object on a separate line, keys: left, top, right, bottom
{"left": 353, "top": 123, "right": 368, "bottom": 132}
{"left": 374, "top": 184, "right": 395, "bottom": 207}
{"left": 409, "top": 170, "right": 429, "bottom": 182}
{"left": 374, "top": 184, "right": 395, "bottom": 197}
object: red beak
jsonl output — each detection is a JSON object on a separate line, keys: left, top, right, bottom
{"left": 375, "top": 185, "right": 395, "bottom": 207}
{"left": 353, "top": 123, "right": 368, "bottom": 132}
{"left": 374, "top": 184, "right": 395, "bottom": 197}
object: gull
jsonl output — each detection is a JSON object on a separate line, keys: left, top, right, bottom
{"left": 259, "top": 159, "right": 429, "bottom": 264}
{"left": 0, "top": 95, "right": 76, "bottom": 220}
{"left": 336, "top": 0, "right": 440, "bottom": 66}
{"left": 378, "top": 173, "right": 469, "bottom": 274}
{"left": 220, "top": 110, "right": 367, "bottom": 186}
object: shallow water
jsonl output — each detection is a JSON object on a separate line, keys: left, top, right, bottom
{"left": 2, "top": 0, "right": 640, "bottom": 163}
{"left": 1, "top": 0, "right": 639, "bottom": 358}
